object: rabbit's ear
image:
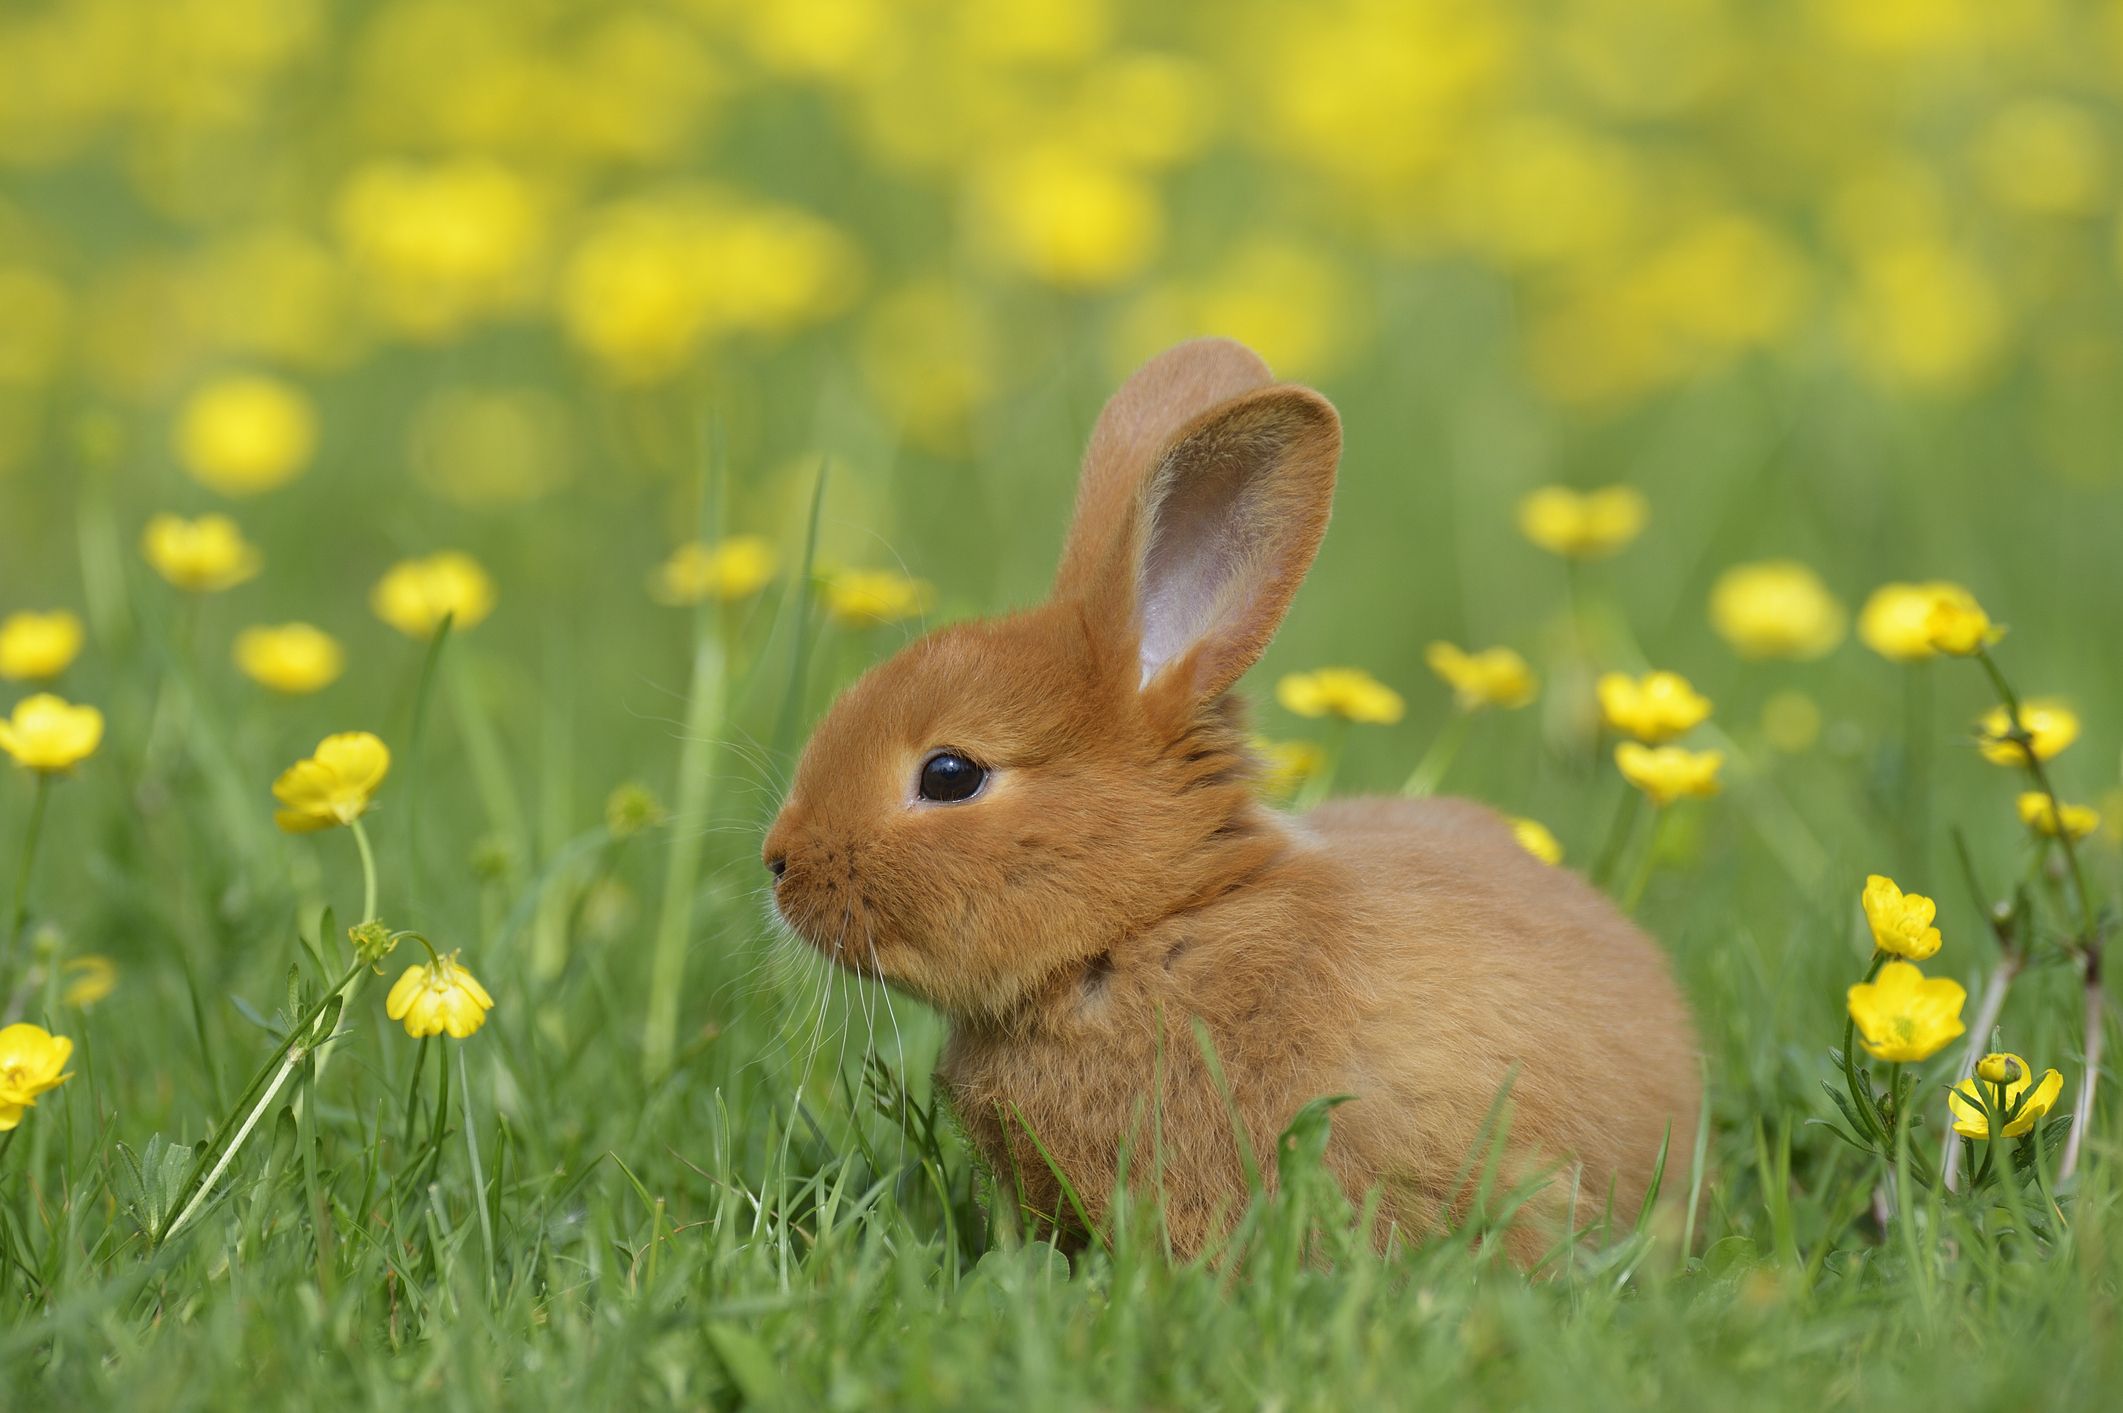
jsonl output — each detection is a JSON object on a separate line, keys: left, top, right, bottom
{"left": 1054, "top": 339, "right": 1275, "bottom": 600}
{"left": 1125, "top": 384, "right": 1341, "bottom": 704}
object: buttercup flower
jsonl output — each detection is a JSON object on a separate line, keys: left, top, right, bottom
{"left": 1252, "top": 738, "right": 1324, "bottom": 800}
{"left": 1858, "top": 581, "right": 1983, "bottom": 662}
{"left": 1846, "top": 960, "right": 1967, "bottom": 1063}
{"left": 823, "top": 570, "right": 934, "bottom": 626}
{"left": 386, "top": 952, "right": 495, "bottom": 1039}
{"left": 2017, "top": 791, "right": 2100, "bottom": 841}
{"left": 61, "top": 955, "right": 118, "bottom": 1008}
{"left": 1708, "top": 560, "right": 1846, "bottom": 660}
{"left": 235, "top": 624, "right": 346, "bottom": 694}
{"left": 141, "top": 514, "right": 263, "bottom": 593}
{"left": 0, "top": 695, "right": 104, "bottom": 773}
{"left": 1597, "top": 670, "right": 1712, "bottom": 744}
{"left": 1861, "top": 874, "right": 1943, "bottom": 961}
{"left": 1277, "top": 668, "right": 1406, "bottom": 725}
{"left": 0, "top": 1022, "right": 74, "bottom": 1130}
{"left": 1517, "top": 485, "right": 1647, "bottom": 559}
{"left": 1949, "top": 1053, "right": 2063, "bottom": 1139}
{"left": 1511, "top": 817, "right": 1563, "bottom": 865}
{"left": 1614, "top": 742, "right": 1724, "bottom": 806}
{"left": 1924, "top": 592, "right": 2003, "bottom": 656}
{"left": 651, "top": 536, "right": 779, "bottom": 605}
{"left": 175, "top": 374, "right": 317, "bottom": 496}
{"left": 372, "top": 552, "right": 496, "bottom": 638}
{"left": 1425, "top": 642, "right": 1537, "bottom": 710}
{"left": 272, "top": 732, "right": 390, "bottom": 833}
{"left": 1977, "top": 699, "right": 2079, "bottom": 766}
{"left": 0, "top": 610, "right": 85, "bottom": 681}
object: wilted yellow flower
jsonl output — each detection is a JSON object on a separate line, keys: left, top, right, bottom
{"left": 823, "top": 569, "right": 933, "bottom": 626}
{"left": 1276, "top": 668, "right": 1406, "bottom": 725}
{"left": 0, "top": 1022, "right": 73, "bottom": 1130}
{"left": 0, "top": 694, "right": 104, "bottom": 774}
{"left": 1252, "top": 738, "right": 1324, "bottom": 801}
{"left": 1977, "top": 699, "right": 2079, "bottom": 766}
{"left": 1861, "top": 874, "right": 1942, "bottom": 961}
{"left": 1925, "top": 592, "right": 2003, "bottom": 656}
{"left": 1516, "top": 485, "right": 1647, "bottom": 559}
{"left": 2017, "top": 792, "right": 2100, "bottom": 841}
{"left": 1847, "top": 961, "right": 1967, "bottom": 1064}
{"left": 1597, "top": 670, "right": 1712, "bottom": 744}
{"left": 386, "top": 952, "right": 495, "bottom": 1039}
{"left": 234, "top": 624, "right": 345, "bottom": 694}
{"left": 1857, "top": 581, "right": 1983, "bottom": 662}
{"left": 174, "top": 374, "right": 317, "bottom": 496}
{"left": 272, "top": 732, "right": 390, "bottom": 833}
{"left": 1949, "top": 1054, "right": 2064, "bottom": 1139}
{"left": 0, "top": 611, "right": 84, "bottom": 681}
{"left": 1708, "top": 561, "right": 1846, "bottom": 660}
{"left": 372, "top": 552, "right": 496, "bottom": 638}
{"left": 651, "top": 536, "right": 779, "bottom": 605}
{"left": 60, "top": 955, "right": 117, "bottom": 1008}
{"left": 1615, "top": 742, "right": 1723, "bottom": 806}
{"left": 1425, "top": 642, "right": 1537, "bottom": 710}
{"left": 141, "top": 514, "right": 263, "bottom": 593}
{"left": 974, "top": 145, "right": 1161, "bottom": 288}
{"left": 1511, "top": 817, "right": 1563, "bottom": 865}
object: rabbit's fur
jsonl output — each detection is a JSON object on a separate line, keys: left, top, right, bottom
{"left": 764, "top": 339, "right": 1700, "bottom": 1262}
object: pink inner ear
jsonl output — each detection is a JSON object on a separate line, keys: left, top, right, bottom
{"left": 1137, "top": 443, "right": 1261, "bottom": 688}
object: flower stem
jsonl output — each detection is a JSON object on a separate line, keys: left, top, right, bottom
{"left": 2061, "top": 961, "right": 2104, "bottom": 1182}
{"left": 2, "top": 773, "right": 52, "bottom": 987}
{"left": 1620, "top": 805, "right": 1667, "bottom": 913}
{"left": 1842, "top": 951, "right": 1888, "bottom": 1143}
{"left": 350, "top": 818, "right": 378, "bottom": 925}
{"left": 1294, "top": 717, "right": 1349, "bottom": 812}
{"left": 1402, "top": 709, "right": 1471, "bottom": 797}
{"left": 1590, "top": 784, "right": 1640, "bottom": 889}
{"left": 458, "top": 1042, "right": 496, "bottom": 1303}
{"left": 162, "top": 1042, "right": 307, "bottom": 1243}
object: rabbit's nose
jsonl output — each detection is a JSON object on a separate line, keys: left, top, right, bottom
{"left": 765, "top": 853, "right": 788, "bottom": 878}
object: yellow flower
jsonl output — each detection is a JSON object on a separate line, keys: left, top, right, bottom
{"left": 1976, "top": 699, "right": 2079, "bottom": 766}
{"left": 1861, "top": 874, "right": 1943, "bottom": 961}
{"left": 272, "top": 732, "right": 390, "bottom": 833}
{"left": 0, "top": 695, "right": 104, "bottom": 774}
{"left": 385, "top": 952, "right": 495, "bottom": 1039}
{"left": 1949, "top": 1054, "right": 2064, "bottom": 1139}
{"left": 0, "top": 1022, "right": 74, "bottom": 1130}
{"left": 174, "top": 374, "right": 317, "bottom": 497}
{"left": 1276, "top": 668, "right": 1406, "bottom": 725}
{"left": 2017, "top": 792, "right": 2100, "bottom": 841}
{"left": 1597, "top": 670, "right": 1712, "bottom": 744}
{"left": 61, "top": 955, "right": 117, "bottom": 1008}
{"left": 650, "top": 536, "right": 779, "bottom": 605}
{"left": 1761, "top": 690, "right": 1823, "bottom": 754}
{"left": 1252, "top": 738, "right": 1324, "bottom": 801}
{"left": 372, "top": 552, "right": 496, "bottom": 638}
{"left": 823, "top": 570, "right": 933, "bottom": 627}
{"left": 141, "top": 514, "right": 263, "bottom": 594}
{"left": 0, "top": 611, "right": 84, "bottom": 681}
{"left": 1708, "top": 560, "right": 1846, "bottom": 660}
{"left": 1846, "top": 960, "right": 1967, "bottom": 1064}
{"left": 1511, "top": 817, "right": 1563, "bottom": 865}
{"left": 1424, "top": 642, "right": 1537, "bottom": 711}
{"left": 1857, "top": 581, "right": 1981, "bottom": 662}
{"left": 974, "top": 145, "right": 1161, "bottom": 288}
{"left": 1924, "top": 592, "right": 2003, "bottom": 656}
{"left": 234, "top": 624, "right": 345, "bottom": 695}
{"left": 1516, "top": 485, "right": 1647, "bottom": 559}
{"left": 1614, "top": 742, "right": 1724, "bottom": 806}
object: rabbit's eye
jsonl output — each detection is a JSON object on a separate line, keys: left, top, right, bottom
{"left": 918, "top": 751, "right": 987, "bottom": 803}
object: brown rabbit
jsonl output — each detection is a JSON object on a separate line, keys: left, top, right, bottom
{"left": 763, "top": 338, "right": 1700, "bottom": 1264}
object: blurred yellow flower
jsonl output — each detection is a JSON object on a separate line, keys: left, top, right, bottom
{"left": 1971, "top": 101, "right": 2106, "bottom": 217}
{"left": 386, "top": 952, "right": 495, "bottom": 1039}
{"left": 1252, "top": 738, "right": 1324, "bottom": 801}
{"left": 1924, "top": 592, "right": 2002, "bottom": 655}
{"left": 1949, "top": 1054, "right": 2063, "bottom": 1139}
{"left": 1425, "top": 642, "right": 1536, "bottom": 710}
{"left": 1511, "top": 817, "right": 1563, "bottom": 865}
{"left": 1857, "top": 581, "right": 1983, "bottom": 662}
{"left": 974, "top": 145, "right": 1160, "bottom": 288}
{"left": 1614, "top": 742, "right": 1723, "bottom": 806}
{"left": 141, "top": 514, "right": 263, "bottom": 593}
{"left": 1115, "top": 240, "right": 1357, "bottom": 382}
{"left": 1708, "top": 561, "right": 1846, "bottom": 660}
{"left": 234, "top": 624, "right": 345, "bottom": 695}
{"left": 1976, "top": 699, "right": 2079, "bottom": 766}
{"left": 1517, "top": 485, "right": 1647, "bottom": 559}
{"left": 1597, "top": 670, "right": 1711, "bottom": 744}
{"left": 1846, "top": 961, "right": 1966, "bottom": 1064}
{"left": 0, "top": 1022, "right": 73, "bottom": 1130}
{"left": 272, "top": 732, "right": 389, "bottom": 834}
{"left": 2017, "top": 792, "right": 2099, "bottom": 841}
{"left": 823, "top": 569, "right": 933, "bottom": 627}
{"left": 1861, "top": 874, "right": 1942, "bottom": 961}
{"left": 1761, "top": 690, "right": 1823, "bottom": 754}
{"left": 1842, "top": 240, "right": 2005, "bottom": 393}
{"left": 335, "top": 160, "right": 544, "bottom": 341}
{"left": 0, "top": 694, "right": 104, "bottom": 774}
{"left": 372, "top": 552, "right": 496, "bottom": 638}
{"left": 859, "top": 279, "right": 997, "bottom": 453}
{"left": 1276, "top": 668, "right": 1405, "bottom": 725}
{"left": 174, "top": 374, "right": 316, "bottom": 497}
{"left": 651, "top": 537, "right": 779, "bottom": 606}
{"left": 61, "top": 955, "right": 117, "bottom": 1008}
{"left": 0, "top": 610, "right": 84, "bottom": 681}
